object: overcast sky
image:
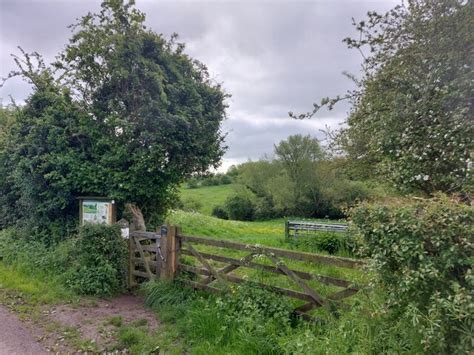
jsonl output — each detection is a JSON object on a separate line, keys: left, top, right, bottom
{"left": 0, "top": 0, "right": 399, "bottom": 171}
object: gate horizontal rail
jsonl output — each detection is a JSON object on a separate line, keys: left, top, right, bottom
{"left": 128, "top": 230, "right": 162, "bottom": 286}
{"left": 176, "top": 232, "right": 365, "bottom": 319}
{"left": 179, "top": 234, "right": 363, "bottom": 269}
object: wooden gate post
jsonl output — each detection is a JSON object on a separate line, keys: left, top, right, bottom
{"left": 128, "top": 224, "right": 137, "bottom": 288}
{"left": 160, "top": 225, "right": 179, "bottom": 280}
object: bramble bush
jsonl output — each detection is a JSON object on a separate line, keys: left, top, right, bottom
{"left": 224, "top": 191, "right": 256, "bottom": 221}
{"left": 211, "top": 205, "right": 228, "bottom": 220}
{"left": 65, "top": 224, "right": 128, "bottom": 296}
{"left": 350, "top": 196, "right": 473, "bottom": 353}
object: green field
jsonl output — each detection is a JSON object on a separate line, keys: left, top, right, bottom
{"left": 167, "top": 209, "right": 345, "bottom": 246}
{"left": 168, "top": 209, "right": 285, "bottom": 246}
{"left": 179, "top": 184, "right": 236, "bottom": 215}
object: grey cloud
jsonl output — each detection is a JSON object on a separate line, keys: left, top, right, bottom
{"left": 0, "top": 0, "right": 399, "bottom": 169}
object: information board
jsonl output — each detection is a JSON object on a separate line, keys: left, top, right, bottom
{"left": 82, "top": 200, "right": 112, "bottom": 225}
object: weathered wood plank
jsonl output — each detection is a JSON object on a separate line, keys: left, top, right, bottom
{"left": 130, "top": 231, "right": 161, "bottom": 239}
{"left": 178, "top": 234, "right": 364, "bottom": 269}
{"left": 132, "top": 270, "right": 152, "bottom": 279}
{"left": 128, "top": 234, "right": 137, "bottom": 287}
{"left": 327, "top": 287, "right": 359, "bottom": 301}
{"left": 178, "top": 263, "right": 318, "bottom": 302}
{"left": 202, "top": 252, "right": 254, "bottom": 285}
{"left": 155, "top": 227, "right": 163, "bottom": 275}
{"left": 265, "top": 253, "right": 328, "bottom": 308}
{"left": 186, "top": 244, "right": 228, "bottom": 288}
{"left": 133, "top": 237, "right": 155, "bottom": 280}
{"left": 140, "top": 245, "right": 158, "bottom": 253}
{"left": 132, "top": 258, "right": 157, "bottom": 271}
{"left": 130, "top": 245, "right": 157, "bottom": 253}
{"left": 180, "top": 249, "right": 355, "bottom": 288}
{"left": 288, "top": 221, "right": 348, "bottom": 233}
{"left": 202, "top": 264, "right": 239, "bottom": 285}
{"left": 179, "top": 265, "right": 347, "bottom": 322}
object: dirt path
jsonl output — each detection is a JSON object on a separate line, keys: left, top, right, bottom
{"left": 0, "top": 305, "right": 48, "bottom": 355}
{"left": 49, "top": 294, "right": 159, "bottom": 349}
{"left": 0, "top": 293, "right": 160, "bottom": 353}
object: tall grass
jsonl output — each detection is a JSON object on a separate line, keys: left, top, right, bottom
{"left": 143, "top": 280, "right": 424, "bottom": 354}
{"left": 0, "top": 263, "right": 77, "bottom": 304}
{"left": 0, "top": 228, "right": 78, "bottom": 303}
{"left": 0, "top": 225, "right": 127, "bottom": 298}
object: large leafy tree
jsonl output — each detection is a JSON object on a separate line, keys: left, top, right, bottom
{"left": 273, "top": 134, "right": 325, "bottom": 215}
{"left": 0, "top": 105, "right": 18, "bottom": 228}
{"left": 54, "top": 0, "right": 227, "bottom": 221}
{"left": 297, "top": 0, "right": 473, "bottom": 195}
{"left": 0, "top": 61, "right": 93, "bottom": 237}
{"left": 274, "top": 134, "right": 325, "bottom": 188}
{"left": 0, "top": 0, "right": 227, "bottom": 234}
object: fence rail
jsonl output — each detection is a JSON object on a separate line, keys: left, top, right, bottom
{"left": 128, "top": 225, "right": 365, "bottom": 320}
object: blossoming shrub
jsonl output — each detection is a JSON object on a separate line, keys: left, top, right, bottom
{"left": 350, "top": 196, "right": 473, "bottom": 353}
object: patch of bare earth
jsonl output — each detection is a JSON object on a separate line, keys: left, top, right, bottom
{"left": 45, "top": 294, "right": 159, "bottom": 352}
{"left": 1, "top": 290, "right": 159, "bottom": 354}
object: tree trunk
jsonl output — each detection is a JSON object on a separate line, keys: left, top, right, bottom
{"left": 125, "top": 203, "right": 146, "bottom": 231}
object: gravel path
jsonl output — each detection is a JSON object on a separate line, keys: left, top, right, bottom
{"left": 0, "top": 305, "right": 48, "bottom": 355}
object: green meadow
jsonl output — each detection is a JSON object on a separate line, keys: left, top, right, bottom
{"left": 179, "top": 184, "right": 236, "bottom": 215}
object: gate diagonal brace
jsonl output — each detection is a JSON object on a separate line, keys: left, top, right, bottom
{"left": 202, "top": 253, "right": 256, "bottom": 285}
{"left": 265, "top": 252, "right": 329, "bottom": 309}
{"left": 186, "top": 244, "right": 229, "bottom": 289}
{"left": 133, "top": 236, "right": 155, "bottom": 280}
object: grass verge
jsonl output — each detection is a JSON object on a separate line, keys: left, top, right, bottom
{"left": 0, "top": 262, "right": 78, "bottom": 305}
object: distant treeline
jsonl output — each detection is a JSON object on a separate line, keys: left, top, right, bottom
{"left": 186, "top": 171, "right": 236, "bottom": 188}
{"left": 184, "top": 134, "right": 389, "bottom": 221}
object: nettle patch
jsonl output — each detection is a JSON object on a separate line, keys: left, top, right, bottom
{"left": 65, "top": 224, "right": 128, "bottom": 296}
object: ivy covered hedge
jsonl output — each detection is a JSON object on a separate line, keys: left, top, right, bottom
{"left": 351, "top": 196, "right": 473, "bottom": 353}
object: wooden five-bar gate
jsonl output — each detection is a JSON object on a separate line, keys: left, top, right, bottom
{"left": 129, "top": 225, "right": 365, "bottom": 319}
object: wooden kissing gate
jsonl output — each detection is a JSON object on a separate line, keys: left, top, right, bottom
{"left": 129, "top": 225, "right": 365, "bottom": 320}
